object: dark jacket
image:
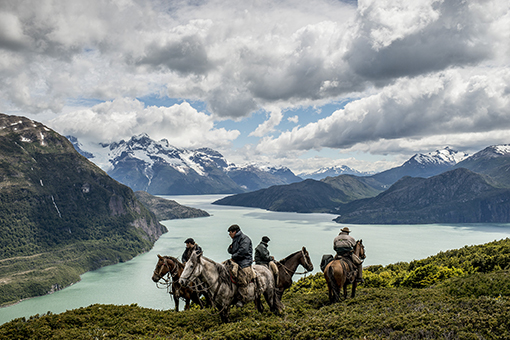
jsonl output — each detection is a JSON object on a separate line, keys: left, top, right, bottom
{"left": 181, "top": 244, "right": 203, "bottom": 263}
{"left": 227, "top": 231, "right": 253, "bottom": 268}
{"left": 254, "top": 242, "right": 271, "bottom": 265}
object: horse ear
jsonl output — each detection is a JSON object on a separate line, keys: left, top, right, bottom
{"left": 302, "top": 246, "right": 306, "bottom": 252}
{"left": 157, "top": 254, "right": 163, "bottom": 259}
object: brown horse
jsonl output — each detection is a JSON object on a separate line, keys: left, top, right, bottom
{"left": 152, "top": 254, "right": 210, "bottom": 311}
{"left": 275, "top": 246, "right": 314, "bottom": 301}
{"left": 324, "top": 240, "right": 366, "bottom": 303}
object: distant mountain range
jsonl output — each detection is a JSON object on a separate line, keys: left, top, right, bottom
{"left": 298, "top": 165, "right": 373, "bottom": 180}
{"left": 213, "top": 145, "right": 510, "bottom": 223}
{"left": 68, "top": 134, "right": 302, "bottom": 195}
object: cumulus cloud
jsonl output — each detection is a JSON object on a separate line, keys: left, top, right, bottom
{"left": 48, "top": 98, "right": 240, "bottom": 149}
{"left": 257, "top": 67, "right": 510, "bottom": 156}
{"left": 1, "top": 0, "right": 509, "bottom": 172}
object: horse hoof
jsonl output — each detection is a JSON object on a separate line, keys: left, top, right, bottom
{"left": 236, "top": 301, "right": 244, "bottom": 308}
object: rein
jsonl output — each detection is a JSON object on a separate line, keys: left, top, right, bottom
{"left": 278, "top": 249, "right": 312, "bottom": 276}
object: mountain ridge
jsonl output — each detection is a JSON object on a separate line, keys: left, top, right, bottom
{"left": 68, "top": 134, "right": 302, "bottom": 194}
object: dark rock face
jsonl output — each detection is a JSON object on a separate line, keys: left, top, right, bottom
{"left": 334, "top": 168, "right": 510, "bottom": 224}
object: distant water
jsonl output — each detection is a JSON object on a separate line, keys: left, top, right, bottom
{"left": 1, "top": 194, "right": 509, "bottom": 325}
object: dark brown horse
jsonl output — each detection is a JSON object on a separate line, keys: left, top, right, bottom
{"left": 275, "top": 246, "right": 314, "bottom": 301}
{"left": 324, "top": 240, "right": 366, "bottom": 303}
{"left": 152, "top": 254, "right": 210, "bottom": 311}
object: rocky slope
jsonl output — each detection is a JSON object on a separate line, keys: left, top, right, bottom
{"left": 69, "top": 134, "right": 301, "bottom": 194}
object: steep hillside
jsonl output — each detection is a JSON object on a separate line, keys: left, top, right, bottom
{"left": 334, "top": 168, "right": 510, "bottom": 224}
{"left": 104, "top": 135, "right": 243, "bottom": 195}
{"left": 321, "top": 174, "right": 382, "bottom": 201}
{"left": 454, "top": 144, "right": 510, "bottom": 188}
{"left": 0, "top": 114, "right": 167, "bottom": 306}
{"left": 134, "top": 191, "right": 209, "bottom": 220}
{"left": 214, "top": 179, "right": 356, "bottom": 213}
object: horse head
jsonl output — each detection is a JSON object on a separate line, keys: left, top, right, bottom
{"left": 152, "top": 254, "right": 168, "bottom": 282}
{"left": 356, "top": 240, "right": 366, "bottom": 260}
{"left": 179, "top": 250, "right": 202, "bottom": 287}
{"left": 300, "top": 246, "right": 314, "bottom": 272}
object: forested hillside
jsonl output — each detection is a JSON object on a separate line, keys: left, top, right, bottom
{"left": 0, "top": 114, "right": 167, "bottom": 306}
{"left": 1, "top": 239, "right": 509, "bottom": 339}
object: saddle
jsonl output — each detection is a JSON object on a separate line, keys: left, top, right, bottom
{"left": 320, "top": 253, "right": 358, "bottom": 283}
{"left": 223, "top": 259, "right": 256, "bottom": 285}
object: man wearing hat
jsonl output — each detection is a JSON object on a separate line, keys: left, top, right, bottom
{"left": 255, "top": 236, "right": 280, "bottom": 287}
{"left": 227, "top": 224, "right": 253, "bottom": 305}
{"left": 334, "top": 226, "right": 363, "bottom": 283}
{"left": 254, "top": 236, "right": 274, "bottom": 266}
{"left": 181, "top": 238, "right": 203, "bottom": 263}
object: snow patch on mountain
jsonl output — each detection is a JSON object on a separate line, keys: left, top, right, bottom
{"left": 298, "top": 165, "right": 371, "bottom": 180}
{"left": 410, "top": 146, "right": 469, "bottom": 166}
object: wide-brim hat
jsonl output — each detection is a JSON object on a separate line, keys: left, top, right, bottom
{"left": 341, "top": 227, "right": 351, "bottom": 233}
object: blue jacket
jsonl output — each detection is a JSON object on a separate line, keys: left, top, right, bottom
{"left": 227, "top": 231, "right": 253, "bottom": 268}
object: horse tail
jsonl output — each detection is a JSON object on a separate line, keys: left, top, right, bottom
{"left": 327, "top": 263, "right": 340, "bottom": 303}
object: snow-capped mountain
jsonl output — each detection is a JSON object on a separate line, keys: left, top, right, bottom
{"left": 67, "top": 134, "right": 300, "bottom": 195}
{"left": 298, "top": 165, "right": 372, "bottom": 180}
{"left": 410, "top": 146, "right": 469, "bottom": 167}
{"left": 370, "top": 146, "right": 470, "bottom": 186}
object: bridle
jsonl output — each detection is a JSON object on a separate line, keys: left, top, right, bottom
{"left": 279, "top": 249, "right": 312, "bottom": 276}
{"left": 153, "top": 257, "right": 180, "bottom": 284}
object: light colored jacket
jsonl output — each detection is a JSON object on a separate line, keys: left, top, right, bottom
{"left": 333, "top": 232, "right": 356, "bottom": 253}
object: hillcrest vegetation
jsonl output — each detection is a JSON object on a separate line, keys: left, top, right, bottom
{"left": 1, "top": 238, "right": 509, "bottom": 339}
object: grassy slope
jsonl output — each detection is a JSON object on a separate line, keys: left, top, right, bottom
{"left": 1, "top": 239, "right": 509, "bottom": 339}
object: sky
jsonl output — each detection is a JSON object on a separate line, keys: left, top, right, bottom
{"left": 1, "top": 0, "right": 509, "bottom": 174}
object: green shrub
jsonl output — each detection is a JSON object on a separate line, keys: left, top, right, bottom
{"left": 401, "top": 264, "right": 465, "bottom": 288}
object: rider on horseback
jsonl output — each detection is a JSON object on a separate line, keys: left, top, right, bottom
{"left": 227, "top": 224, "right": 254, "bottom": 306}
{"left": 254, "top": 236, "right": 279, "bottom": 286}
{"left": 334, "top": 227, "right": 364, "bottom": 283}
{"left": 182, "top": 238, "right": 203, "bottom": 263}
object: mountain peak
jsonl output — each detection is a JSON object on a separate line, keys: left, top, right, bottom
{"left": 409, "top": 147, "right": 468, "bottom": 166}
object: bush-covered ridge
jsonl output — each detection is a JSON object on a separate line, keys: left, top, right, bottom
{"left": 1, "top": 239, "right": 509, "bottom": 339}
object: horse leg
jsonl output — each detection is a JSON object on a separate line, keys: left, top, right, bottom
{"left": 343, "top": 282, "right": 348, "bottom": 300}
{"left": 191, "top": 291, "right": 204, "bottom": 309}
{"left": 254, "top": 296, "right": 264, "bottom": 313}
{"left": 351, "top": 281, "right": 358, "bottom": 299}
{"left": 220, "top": 306, "right": 230, "bottom": 323}
{"left": 173, "top": 294, "right": 180, "bottom": 312}
{"left": 184, "top": 298, "right": 191, "bottom": 310}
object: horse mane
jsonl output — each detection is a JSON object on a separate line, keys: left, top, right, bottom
{"left": 202, "top": 256, "right": 233, "bottom": 288}
{"left": 279, "top": 250, "right": 301, "bottom": 265}
{"left": 162, "top": 255, "right": 184, "bottom": 269}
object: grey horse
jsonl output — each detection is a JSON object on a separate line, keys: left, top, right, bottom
{"left": 179, "top": 250, "right": 282, "bottom": 322}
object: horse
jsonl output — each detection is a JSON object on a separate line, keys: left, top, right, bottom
{"left": 178, "top": 250, "right": 280, "bottom": 323}
{"left": 324, "top": 240, "right": 366, "bottom": 303}
{"left": 152, "top": 254, "right": 211, "bottom": 311}
{"left": 275, "top": 246, "right": 314, "bottom": 301}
